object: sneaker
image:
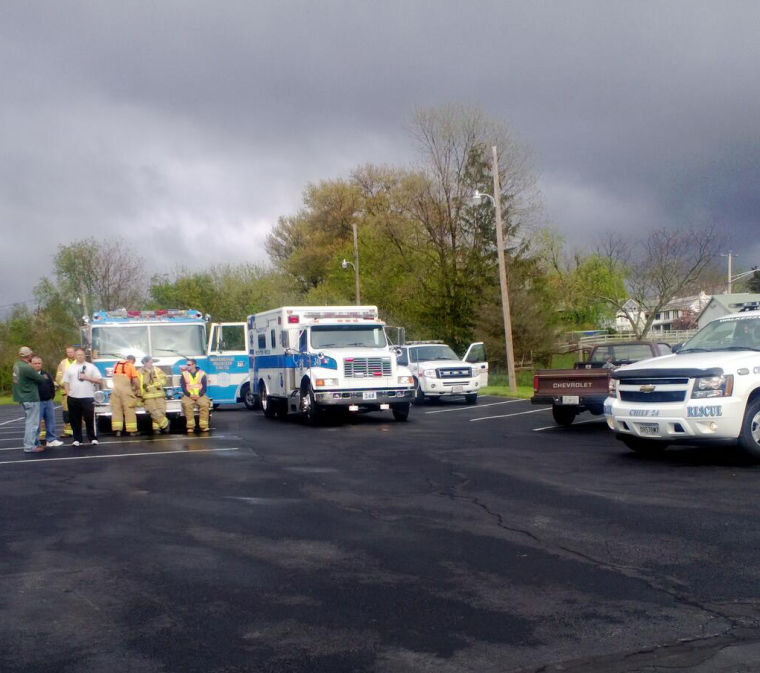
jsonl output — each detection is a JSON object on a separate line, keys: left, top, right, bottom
{"left": 115, "top": 431, "right": 122, "bottom": 437}
{"left": 24, "top": 446, "right": 46, "bottom": 454}
{"left": 48, "top": 440, "right": 63, "bottom": 447}
{"left": 72, "top": 441, "right": 80, "bottom": 447}
{"left": 91, "top": 439, "right": 99, "bottom": 445}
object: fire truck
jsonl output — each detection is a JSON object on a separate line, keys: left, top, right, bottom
{"left": 82, "top": 309, "right": 254, "bottom": 431}
{"left": 248, "top": 306, "right": 416, "bottom": 422}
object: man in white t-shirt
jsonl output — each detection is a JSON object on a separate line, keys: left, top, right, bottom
{"left": 62, "top": 348, "right": 102, "bottom": 446}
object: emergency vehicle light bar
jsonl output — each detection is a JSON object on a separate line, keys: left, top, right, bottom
{"left": 92, "top": 309, "right": 204, "bottom": 321}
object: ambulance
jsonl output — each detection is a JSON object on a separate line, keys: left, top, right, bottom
{"left": 248, "top": 306, "right": 416, "bottom": 422}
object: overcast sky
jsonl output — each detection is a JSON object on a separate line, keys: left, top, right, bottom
{"left": 2, "top": 0, "right": 759, "bottom": 311}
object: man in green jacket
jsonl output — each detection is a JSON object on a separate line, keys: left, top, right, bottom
{"left": 12, "top": 346, "right": 47, "bottom": 453}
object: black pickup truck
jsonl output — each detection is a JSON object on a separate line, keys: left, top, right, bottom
{"left": 531, "top": 341, "right": 672, "bottom": 426}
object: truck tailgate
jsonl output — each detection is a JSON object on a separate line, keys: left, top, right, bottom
{"left": 533, "top": 369, "right": 611, "bottom": 397}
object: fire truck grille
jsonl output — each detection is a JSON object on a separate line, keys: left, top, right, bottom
{"left": 344, "top": 357, "right": 392, "bottom": 377}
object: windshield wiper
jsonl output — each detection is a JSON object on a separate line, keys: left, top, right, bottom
{"left": 722, "top": 346, "right": 760, "bottom": 352}
{"left": 678, "top": 347, "right": 713, "bottom": 353}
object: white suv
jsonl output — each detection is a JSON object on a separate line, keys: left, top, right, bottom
{"left": 396, "top": 342, "right": 488, "bottom": 405}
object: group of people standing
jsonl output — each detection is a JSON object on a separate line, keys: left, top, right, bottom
{"left": 12, "top": 345, "right": 211, "bottom": 454}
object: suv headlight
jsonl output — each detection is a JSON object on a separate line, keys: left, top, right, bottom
{"left": 422, "top": 368, "right": 437, "bottom": 378}
{"left": 691, "top": 374, "right": 733, "bottom": 399}
{"left": 608, "top": 378, "right": 617, "bottom": 396}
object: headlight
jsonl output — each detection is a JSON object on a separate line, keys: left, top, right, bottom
{"left": 315, "top": 378, "right": 339, "bottom": 387}
{"left": 608, "top": 378, "right": 618, "bottom": 396}
{"left": 398, "top": 376, "right": 414, "bottom": 385}
{"left": 691, "top": 374, "right": 733, "bottom": 399}
{"left": 422, "top": 369, "right": 437, "bottom": 378}
{"left": 93, "top": 390, "right": 106, "bottom": 404}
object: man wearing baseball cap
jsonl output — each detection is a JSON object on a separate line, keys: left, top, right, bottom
{"left": 12, "top": 346, "right": 47, "bottom": 453}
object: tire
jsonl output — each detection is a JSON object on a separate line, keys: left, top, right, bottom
{"left": 551, "top": 405, "right": 577, "bottom": 426}
{"left": 260, "top": 382, "right": 277, "bottom": 419}
{"left": 392, "top": 403, "right": 410, "bottom": 422}
{"left": 96, "top": 416, "right": 111, "bottom": 434}
{"left": 304, "top": 387, "right": 322, "bottom": 425}
{"left": 413, "top": 379, "right": 425, "bottom": 406}
{"left": 465, "top": 393, "right": 478, "bottom": 405}
{"left": 242, "top": 383, "right": 259, "bottom": 410}
{"left": 737, "top": 397, "right": 760, "bottom": 459}
{"left": 621, "top": 435, "right": 667, "bottom": 455}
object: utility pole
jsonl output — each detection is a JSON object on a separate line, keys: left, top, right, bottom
{"left": 722, "top": 251, "right": 735, "bottom": 294}
{"left": 491, "top": 145, "right": 517, "bottom": 393}
{"left": 352, "top": 222, "right": 360, "bottom": 305}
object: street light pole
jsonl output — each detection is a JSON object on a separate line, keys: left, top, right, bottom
{"left": 352, "top": 222, "right": 360, "bottom": 305}
{"left": 490, "top": 146, "right": 517, "bottom": 393}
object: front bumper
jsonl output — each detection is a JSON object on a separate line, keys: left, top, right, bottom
{"left": 314, "top": 387, "right": 414, "bottom": 407}
{"left": 606, "top": 397, "right": 744, "bottom": 442}
{"left": 95, "top": 399, "right": 185, "bottom": 417}
{"left": 419, "top": 378, "right": 480, "bottom": 397}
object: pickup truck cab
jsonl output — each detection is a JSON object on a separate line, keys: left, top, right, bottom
{"left": 606, "top": 308, "right": 760, "bottom": 457}
{"left": 532, "top": 341, "right": 672, "bottom": 426}
{"left": 396, "top": 342, "right": 488, "bottom": 405}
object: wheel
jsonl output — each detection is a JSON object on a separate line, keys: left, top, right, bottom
{"left": 242, "top": 383, "right": 259, "bottom": 410}
{"left": 465, "top": 393, "right": 478, "bottom": 405}
{"left": 304, "top": 387, "right": 322, "bottom": 425}
{"left": 260, "top": 382, "right": 277, "bottom": 419}
{"left": 392, "top": 403, "right": 410, "bottom": 421}
{"left": 621, "top": 435, "right": 667, "bottom": 455}
{"left": 551, "top": 405, "right": 577, "bottom": 426}
{"left": 413, "top": 379, "right": 425, "bottom": 406}
{"left": 738, "top": 398, "right": 760, "bottom": 459}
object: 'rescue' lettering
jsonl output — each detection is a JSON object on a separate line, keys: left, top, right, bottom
{"left": 686, "top": 405, "right": 723, "bottom": 418}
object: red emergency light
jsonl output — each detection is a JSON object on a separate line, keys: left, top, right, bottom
{"left": 287, "top": 315, "right": 300, "bottom": 324}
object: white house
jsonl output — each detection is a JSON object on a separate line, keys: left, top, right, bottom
{"left": 615, "top": 292, "right": 710, "bottom": 333}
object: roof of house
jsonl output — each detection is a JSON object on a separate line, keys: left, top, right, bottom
{"left": 697, "top": 293, "right": 760, "bottom": 320}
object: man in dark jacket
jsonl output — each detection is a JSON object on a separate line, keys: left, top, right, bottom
{"left": 12, "top": 346, "right": 47, "bottom": 453}
{"left": 31, "top": 355, "right": 63, "bottom": 448}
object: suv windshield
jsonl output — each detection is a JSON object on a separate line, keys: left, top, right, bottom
{"left": 310, "top": 325, "right": 387, "bottom": 349}
{"left": 412, "top": 345, "right": 459, "bottom": 362}
{"left": 680, "top": 316, "right": 760, "bottom": 352}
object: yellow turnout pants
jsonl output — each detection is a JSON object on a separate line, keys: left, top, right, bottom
{"left": 181, "top": 395, "right": 211, "bottom": 431}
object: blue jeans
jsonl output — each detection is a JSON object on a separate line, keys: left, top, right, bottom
{"left": 38, "top": 399, "right": 58, "bottom": 442}
{"left": 21, "top": 401, "right": 40, "bottom": 450}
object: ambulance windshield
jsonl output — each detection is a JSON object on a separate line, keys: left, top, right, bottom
{"left": 92, "top": 324, "right": 206, "bottom": 360}
{"left": 311, "top": 325, "right": 387, "bottom": 349}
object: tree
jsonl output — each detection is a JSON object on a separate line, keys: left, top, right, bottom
{"left": 598, "top": 226, "right": 723, "bottom": 338}
{"left": 745, "top": 271, "right": 760, "bottom": 293}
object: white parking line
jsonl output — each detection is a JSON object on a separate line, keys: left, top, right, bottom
{"left": 0, "top": 447, "right": 239, "bottom": 466}
{"left": 0, "top": 434, "right": 230, "bottom": 452}
{"left": 425, "top": 398, "right": 528, "bottom": 415}
{"left": 0, "top": 416, "right": 24, "bottom": 426}
{"left": 532, "top": 418, "right": 607, "bottom": 432}
{"left": 470, "top": 408, "right": 550, "bottom": 422}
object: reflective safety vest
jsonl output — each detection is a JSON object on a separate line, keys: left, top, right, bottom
{"left": 182, "top": 369, "right": 206, "bottom": 396}
{"left": 56, "top": 358, "right": 76, "bottom": 388}
{"left": 140, "top": 368, "right": 167, "bottom": 399}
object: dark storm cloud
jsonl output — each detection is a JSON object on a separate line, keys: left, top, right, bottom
{"left": 2, "top": 0, "right": 759, "bottom": 308}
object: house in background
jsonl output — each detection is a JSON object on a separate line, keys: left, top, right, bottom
{"left": 697, "top": 293, "right": 760, "bottom": 328}
{"left": 615, "top": 292, "right": 710, "bottom": 333}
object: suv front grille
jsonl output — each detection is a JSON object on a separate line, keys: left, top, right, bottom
{"left": 344, "top": 357, "right": 391, "bottom": 377}
{"left": 437, "top": 367, "right": 472, "bottom": 379}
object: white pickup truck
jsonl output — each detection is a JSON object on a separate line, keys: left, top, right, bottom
{"left": 605, "top": 306, "right": 760, "bottom": 458}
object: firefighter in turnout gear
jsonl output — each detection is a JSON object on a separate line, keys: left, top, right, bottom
{"left": 139, "top": 356, "right": 169, "bottom": 434}
{"left": 110, "top": 355, "right": 140, "bottom": 435}
{"left": 55, "top": 346, "right": 77, "bottom": 436}
{"left": 181, "top": 358, "right": 211, "bottom": 433}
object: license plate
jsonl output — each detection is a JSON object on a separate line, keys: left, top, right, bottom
{"left": 452, "top": 385, "right": 463, "bottom": 393}
{"left": 363, "top": 391, "right": 377, "bottom": 400}
{"left": 561, "top": 396, "right": 579, "bottom": 405}
{"left": 638, "top": 422, "right": 659, "bottom": 436}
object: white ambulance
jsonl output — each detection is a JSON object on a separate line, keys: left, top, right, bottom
{"left": 606, "top": 306, "right": 760, "bottom": 458}
{"left": 248, "top": 306, "right": 416, "bottom": 422}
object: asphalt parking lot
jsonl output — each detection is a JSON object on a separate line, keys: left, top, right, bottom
{"left": 3, "top": 398, "right": 760, "bottom": 673}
